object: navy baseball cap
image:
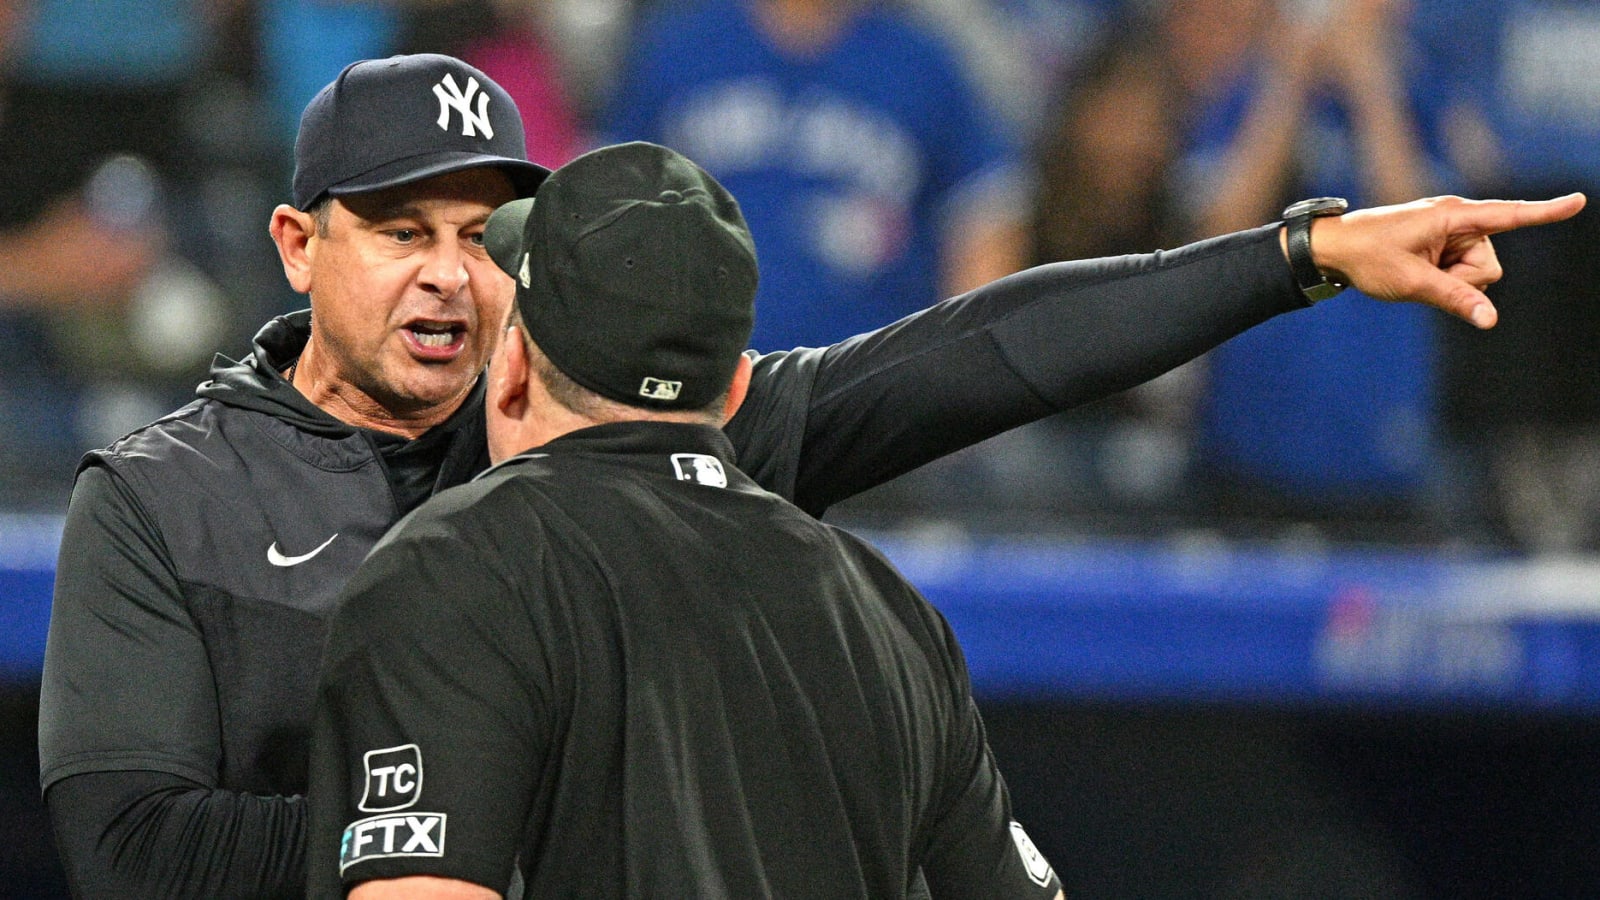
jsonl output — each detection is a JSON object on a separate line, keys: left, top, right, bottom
{"left": 483, "top": 142, "right": 757, "bottom": 411}
{"left": 291, "top": 54, "right": 550, "bottom": 210}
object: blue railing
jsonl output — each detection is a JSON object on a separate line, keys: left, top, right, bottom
{"left": 1, "top": 514, "right": 63, "bottom": 683}
{"left": 9, "top": 514, "right": 1600, "bottom": 710}
{"left": 868, "top": 531, "right": 1600, "bottom": 710}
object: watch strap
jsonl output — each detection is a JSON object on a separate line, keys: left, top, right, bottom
{"left": 1283, "top": 198, "right": 1348, "bottom": 304}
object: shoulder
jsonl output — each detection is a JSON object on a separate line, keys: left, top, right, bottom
{"left": 828, "top": 525, "right": 918, "bottom": 594}
{"left": 86, "top": 391, "right": 376, "bottom": 493}
{"left": 81, "top": 391, "right": 330, "bottom": 477}
{"left": 722, "top": 347, "right": 823, "bottom": 486}
{"left": 75, "top": 397, "right": 227, "bottom": 500}
{"left": 86, "top": 397, "right": 211, "bottom": 465}
{"left": 828, "top": 523, "right": 962, "bottom": 645}
{"left": 738, "top": 346, "right": 825, "bottom": 415}
{"left": 335, "top": 471, "right": 557, "bottom": 639}
{"left": 368, "top": 462, "right": 564, "bottom": 570}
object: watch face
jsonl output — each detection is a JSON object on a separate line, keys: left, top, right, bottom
{"left": 1283, "top": 197, "right": 1349, "bottom": 218}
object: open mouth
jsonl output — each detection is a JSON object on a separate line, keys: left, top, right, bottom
{"left": 403, "top": 321, "right": 467, "bottom": 358}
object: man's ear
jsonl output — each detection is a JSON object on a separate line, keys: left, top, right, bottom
{"left": 721, "top": 353, "right": 753, "bottom": 425}
{"left": 269, "top": 204, "right": 316, "bottom": 294}
{"left": 492, "top": 325, "right": 532, "bottom": 422}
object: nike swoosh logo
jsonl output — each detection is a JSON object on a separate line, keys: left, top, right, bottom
{"left": 267, "top": 533, "right": 339, "bottom": 567}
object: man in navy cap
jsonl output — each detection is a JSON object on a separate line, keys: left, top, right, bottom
{"left": 36, "top": 51, "right": 1584, "bottom": 897}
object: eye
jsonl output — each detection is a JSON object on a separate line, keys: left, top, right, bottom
{"left": 468, "top": 232, "right": 486, "bottom": 248}
{"left": 390, "top": 229, "right": 418, "bottom": 244}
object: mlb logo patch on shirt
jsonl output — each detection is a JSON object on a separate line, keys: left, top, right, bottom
{"left": 360, "top": 744, "right": 423, "bottom": 812}
{"left": 671, "top": 453, "right": 727, "bottom": 488}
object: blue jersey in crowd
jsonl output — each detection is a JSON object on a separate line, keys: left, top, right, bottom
{"left": 604, "top": 0, "right": 1023, "bottom": 351}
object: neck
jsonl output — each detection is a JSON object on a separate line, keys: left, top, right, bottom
{"left": 491, "top": 403, "right": 717, "bottom": 463}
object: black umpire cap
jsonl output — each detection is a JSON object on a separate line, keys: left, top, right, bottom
{"left": 292, "top": 53, "right": 550, "bottom": 210}
{"left": 483, "top": 142, "right": 758, "bottom": 411}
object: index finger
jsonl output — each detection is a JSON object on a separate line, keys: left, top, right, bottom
{"left": 1456, "top": 193, "right": 1587, "bottom": 236}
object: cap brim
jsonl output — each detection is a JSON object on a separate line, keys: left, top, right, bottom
{"left": 320, "top": 151, "right": 550, "bottom": 208}
{"left": 484, "top": 196, "right": 537, "bottom": 280}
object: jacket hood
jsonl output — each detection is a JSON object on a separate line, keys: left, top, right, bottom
{"left": 197, "top": 310, "right": 356, "bottom": 437}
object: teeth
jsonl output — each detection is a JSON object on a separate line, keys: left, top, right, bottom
{"left": 413, "top": 330, "right": 454, "bottom": 348}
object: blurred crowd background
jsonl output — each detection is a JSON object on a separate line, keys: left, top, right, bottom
{"left": 8, "top": 2, "right": 1600, "bottom": 896}
{"left": 3, "top": 0, "right": 1600, "bottom": 549}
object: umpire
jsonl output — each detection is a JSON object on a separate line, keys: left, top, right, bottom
{"left": 307, "top": 142, "right": 1063, "bottom": 900}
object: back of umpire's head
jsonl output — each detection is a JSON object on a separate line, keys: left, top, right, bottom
{"left": 481, "top": 142, "right": 758, "bottom": 454}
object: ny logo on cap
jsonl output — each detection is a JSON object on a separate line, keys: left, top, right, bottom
{"left": 433, "top": 73, "right": 494, "bottom": 139}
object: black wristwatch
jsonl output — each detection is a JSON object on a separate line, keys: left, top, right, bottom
{"left": 1282, "top": 197, "right": 1349, "bottom": 303}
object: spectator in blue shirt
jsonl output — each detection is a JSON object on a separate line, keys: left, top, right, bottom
{"left": 1170, "top": 0, "right": 1448, "bottom": 533}
{"left": 603, "top": 0, "right": 1029, "bottom": 352}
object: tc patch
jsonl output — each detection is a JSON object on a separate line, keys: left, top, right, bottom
{"left": 360, "top": 744, "right": 423, "bottom": 812}
{"left": 340, "top": 812, "right": 447, "bottom": 874}
{"left": 671, "top": 453, "right": 727, "bottom": 488}
{"left": 1010, "top": 820, "right": 1055, "bottom": 888}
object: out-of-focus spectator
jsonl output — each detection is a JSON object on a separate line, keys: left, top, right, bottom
{"left": 0, "top": 164, "right": 168, "bottom": 506}
{"left": 968, "top": 0, "right": 1128, "bottom": 132}
{"left": 257, "top": 0, "right": 403, "bottom": 143}
{"left": 1417, "top": 0, "right": 1600, "bottom": 552}
{"left": 1172, "top": 0, "right": 1449, "bottom": 539}
{"left": 259, "top": 0, "right": 588, "bottom": 169}
{"left": 994, "top": 21, "right": 1202, "bottom": 523}
{"left": 0, "top": 0, "right": 239, "bottom": 509}
{"left": 602, "top": 0, "right": 1029, "bottom": 352}
{"left": 1034, "top": 23, "right": 1185, "bottom": 269}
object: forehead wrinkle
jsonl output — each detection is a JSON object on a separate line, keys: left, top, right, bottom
{"left": 344, "top": 194, "right": 425, "bottom": 225}
{"left": 342, "top": 195, "right": 495, "bottom": 231}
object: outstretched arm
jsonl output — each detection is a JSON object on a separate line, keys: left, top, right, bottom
{"left": 727, "top": 225, "right": 1302, "bottom": 514}
{"left": 727, "top": 194, "right": 1585, "bottom": 516}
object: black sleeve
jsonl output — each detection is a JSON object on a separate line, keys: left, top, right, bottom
{"left": 45, "top": 770, "right": 307, "bottom": 899}
{"left": 39, "top": 464, "right": 221, "bottom": 788}
{"left": 918, "top": 616, "right": 1062, "bottom": 899}
{"left": 39, "top": 466, "right": 307, "bottom": 897}
{"left": 723, "top": 225, "right": 1301, "bottom": 515}
{"left": 307, "top": 528, "right": 544, "bottom": 898}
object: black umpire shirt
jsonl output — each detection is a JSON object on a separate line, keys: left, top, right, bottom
{"left": 308, "top": 421, "right": 1064, "bottom": 899}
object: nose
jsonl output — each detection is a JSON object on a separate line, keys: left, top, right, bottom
{"left": 417, "top": 238, "right": 470, "bottom": 299}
